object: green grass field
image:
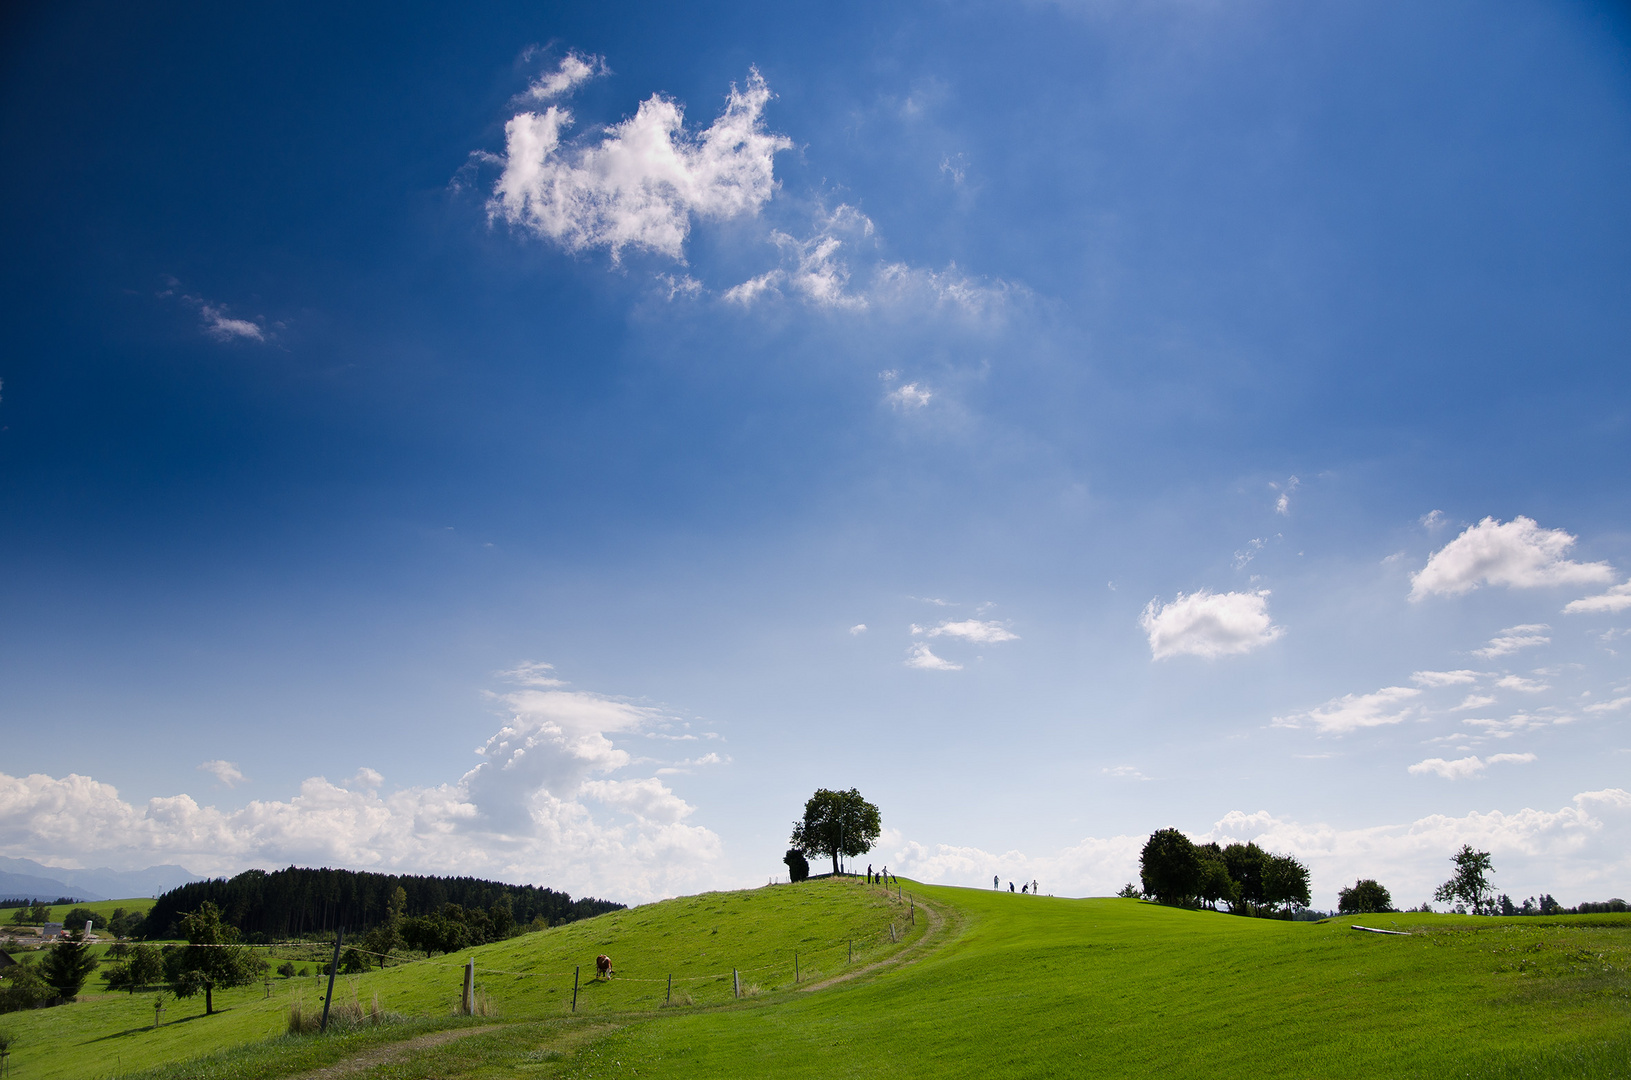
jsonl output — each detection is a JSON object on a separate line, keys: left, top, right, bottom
{"left": 1, "top": 880, "right": 1627, "bottom": 1079}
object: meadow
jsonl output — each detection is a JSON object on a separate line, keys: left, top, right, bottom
{"left": 0, "top": 879, "right": 1627, "bottom": 1079}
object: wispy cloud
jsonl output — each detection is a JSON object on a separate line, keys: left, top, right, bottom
{"left": 197, "top": 760, "right": 246, "bottom": 787}
{"left": 1273, "top": 686, "right": 1419, "bottom": 734}
{"left": 1474, "top": 624, "right": 1551, "bottom": 659}
{"left": 1496, "top": 675, "right": 1550, "bottom": 693}
{"left": 1564, "top": 582, "right": 1631, "bottom": 615}
{"left": 1140, "top": 589, "right": 1282, "bottom": 660}
{"left": 904, "top": 642, "right": 962, "bottom": 671}
{"left": 1408, "top": 752, "right": 1536, "bottom": 780}
{"left": 1411, "top": 669, "right": 1481, "bottom": 687}
{"left": 525, "top": 51, "right": 607, "bottom": 101}
{"left": 1101, "top": 765, "right": 1149, "bottom": 781}
{"left": 914, "top": 619, "right": 1018, "bottom": 645}
{"left": 1410, "top": 517, "right": 1614, "bottom": 601}
{"left": 1271, "top": 476, "right": 1299, "bottom": 516}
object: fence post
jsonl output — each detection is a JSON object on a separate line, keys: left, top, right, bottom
{"left": 911, "top": 895, "right": 915, "bottom": 925}
{"left": 571, "top": 965, "right": 580, "bottom": 1013}
{"left": 733, "top": 968, "right": 740, "bottom": 999}
{"left": 848, "top": 939, "right": 852, "bottom": 964}
{"left": 666, "top": 974, "right": 672, "bottom": 1006}
{"left": 320, "top": 927, "right": 344, "bottom": 1033}
{"left": 794, "top": 950, "right": 799, "bottom": 983}
{"left": 463, "top": 958, "right": 475, "bottom": 1015}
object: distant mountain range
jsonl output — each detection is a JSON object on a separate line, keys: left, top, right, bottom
{"left": 0, "top": 856, "right": 201, "bottom": 902}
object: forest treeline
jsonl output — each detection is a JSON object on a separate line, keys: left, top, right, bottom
{"left": 136, "top": 866, "right": 622, "bottom": 941}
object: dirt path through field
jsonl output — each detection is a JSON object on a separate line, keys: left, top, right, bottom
{"left": 286, "top": 1025, "right": 498, "bottom": 1079}
{"left": 797, "top": 889, "right": 956, "bottom": 993}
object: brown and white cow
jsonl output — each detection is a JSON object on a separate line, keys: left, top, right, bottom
{"left": 595, "top": 954, "right": 613, "bottom": 979}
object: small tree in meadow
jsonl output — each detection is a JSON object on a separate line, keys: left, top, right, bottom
{"left": 1337, "top": 879, "right": 1393, "bottom": 915}
{"left": 784, "top": 849, "right": 810, "bottom": 883}
{"left": 40, "top": 931, "right": 99, "bottom": 1001}
{"left": 1139, "top": 829, "right": 1202, "bottom": 906}
{"left": 164, "top": 901, "right": 267, "bottom": 1015}
{"left": 1433, "top": 846, "right": 1495, "bottom": 915}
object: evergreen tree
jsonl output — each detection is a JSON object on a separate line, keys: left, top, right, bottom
{"left": 40, "top": 930, "right": 99, "bottom": 1001}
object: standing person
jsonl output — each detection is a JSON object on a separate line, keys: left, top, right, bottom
{"left": 867, "top": 864, "right": 873, "bottom": 884}
{"left": 1033, "top": 879, "right": 1040, "bottom": 896}
{"left": 1009, "top": 882, "right": 1015, "bottom": 893}
{"left": 993, "top": 875, "right": 999, "bottom": 890}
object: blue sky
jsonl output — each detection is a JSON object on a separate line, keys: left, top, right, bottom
{"left": 2, "top": 0, "right": 1629, "bottom": 906}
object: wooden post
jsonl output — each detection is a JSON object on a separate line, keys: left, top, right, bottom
{"left": 911, "top": 895, "right": 915, "bottom": 924}
{"left": 794, "top": 950, "right": 799, "bottom": 983}
{"left": 571, "top": 965, "right": 580, "bottom": 1013}
{"left": 320, "top": 927, "right": 344, "bottom": 1033}
{"left": 463, "top": 958, "right": 475, "bottom": 1015}
{"left": 848, "top": 939, "right": 852, "bottom": 964}
{"left": 666, "top": 974, "right": 672, "bottom": 1005}
{"left": 733, "top": 968, "right": 740, "bottom": 998}
{"left": 890, "top": 923, "right": 897, "bottom": 943}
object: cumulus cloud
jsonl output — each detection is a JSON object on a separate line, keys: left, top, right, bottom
{"left": 1140, "top": 589, "right": 1282, "bottom": 660}
{"left": 1564, "top": 582, "right": 1631, "bottom": 615}
{"left": 197, "top": 761, "right": 246, "bottom": 787}
{"left": 490, "top": 69, "right": 792, "bottom": 262}
{"left": 1408, "top": 752, "right": 1536, "bottom": 780}
{"left": 887, "top": 382, "right": 933, "bottom": 409}
{"left": 904, "top": 642, "right": 962, "bottom": 671}
{"left": 0, "top": 673, "right": 723, "bottom": 902}
{"left": 526, "top": 51, "right": 606, "bottom": 101}
{"left": 1272, "top": 686, "right": 1419, "bottom": 734}
{"left": 1410, "top": 516, "right": 1615, "bottom": 601}
{"left": 916, "top": 619, "right": 1018, "bottom": 645}
{"left": 1473, "top": 624, "right": 1551, "bottom": 659}
{"left": 1496, "top": 675, "right": 1550, "bottom": 693}
{"left": 885, "top": 789, "right": 1631, "bottom": 906}
{"left": 849, "top": 623, "right": 868, "bottom": 635}
{"left": 1411, "top": 669, "right": 1481, "bottom": 688}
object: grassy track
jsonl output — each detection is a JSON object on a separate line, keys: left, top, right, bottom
{"left": 2, "top": 880, "right": 1628, "bottom": 1079}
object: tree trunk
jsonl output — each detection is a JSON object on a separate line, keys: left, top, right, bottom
{"left": 205, "top": 985, "right": 213, "bottom": 1015}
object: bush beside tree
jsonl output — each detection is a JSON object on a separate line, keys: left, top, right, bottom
{"left": 1338, "top": 879, "right": 1394, "bottom": 914}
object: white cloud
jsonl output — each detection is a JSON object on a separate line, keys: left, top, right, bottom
{"left": 1473, "top": 624, "right": 1551, "bottom": 659}
{"left": 1421, "top": 509, "right": 1445, "bottom": 530}
{"left": 848, "top": 623, "right": 868, "bottom": 635}
{"left": 1462, "top": 714, "right": 1568, "bottom": 739}
{"left": 918, "top": 618, "right": 1018, "bottom": 645}
{"left": 886, "top": 382, "right": 932, "bottom": 408}
{"left": 1101, "top": 765, "right": 1149, "bottom": 781}
{"left": 886, "top": 789, "right": 1631, "bottom": 906}
{"left": 1411, "top": 669, "right": 1481, "bottom": 688}
{"left": 904, "top": 642, "right": 962, "bottom": 671}
{"left": 1273, "top": 686, "right": 1419, "bottom": 734}
{"left": 526, "top": 51, "right": 606, "bottom": 101}
{"left": 197, "top": 761, "right": 245, "bottom": 787}
{"left": 1140, "top": 589, "right": 1282, "bottom": 660}
{"left": 1496, "top": 675, "right": 1550, "bottom": 693}
{"left": 0, "top": 675, "right": 723, "bottom": 902}
{"left": 1451, "top": 693, "right": 1498, "bottom": 711}
{"left": 722, "top": 270, "right": 782, "bottom": 304}
{"left": 200, "top": 305, "right": 265, "bottom": 343}
{"left": 490, "top": 69, "right": 792, "bottom": 262}
{"left": 1584, "top": 696, "right": 1631, "bottom": 715}
{"left": 1408, "top": 752, "right": 1536, "bottom": 780}
{"left": 1564, "top": 582, "right": 1631, "bottom": 615}
{"left": 1271, "top": 475, "right": 1299, "bottom": 516}
{"left": 1410, "top": 516, "right": 1615, "bottom": 601}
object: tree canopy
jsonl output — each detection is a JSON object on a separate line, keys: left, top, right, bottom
{"left": 164, "top": 901, "right": 267, "bottom": 1014}
{"left": 40, "top": 930, "right": 99, "bottom": 1002}
{"left": 1338, "top": 879, "right": 1394, "bottom": 915}
{"left": 1138, "top": 830, "right": 1309, "bottom": 916}
{"left": 1433, "top": 845, "right": 1495, "bottom": 914}
{"left": 789, "top": 788, "right": 881, "bottom": 876}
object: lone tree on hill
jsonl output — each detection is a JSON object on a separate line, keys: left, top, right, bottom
{"left": 784, "top": 849, "right": 810, "bottom": 883}
{"left": 790, "top": 788, "right": 881, "bottom": 877}
{"left": 1433, "top": 845, "right": 1495, "bottom": 914}
{"left": 1139, "top": 828, "right": 1202, "bottom": 905}
{"left": 164, "top": 901, "right": 267, "bottom": 1015}
{"left": 1338, "top": 879, "right": 1394, "bottom": 915}
{"left": 1263, "top": 854, "right": 1312, "bottom": 915}
{"left": 40, "top": 929, "right": 99, "bottom": 1001}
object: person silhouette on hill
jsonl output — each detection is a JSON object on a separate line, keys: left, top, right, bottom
{"left": 867, "top": 864, "right": 873, "bottom": 884}
{"left": 1021, "top": 883, "right": 1028, "bottom": 894}
{"left": 1009, "top": 881, "right": 1015, "bottom": 893}
{"left": 993, "top": 875, "right": 999, "bottom": 890}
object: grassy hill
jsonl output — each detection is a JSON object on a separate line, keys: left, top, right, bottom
{"left": 1, "top": 879, "right": 1627, "bottom": 1079}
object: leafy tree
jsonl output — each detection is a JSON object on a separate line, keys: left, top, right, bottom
{"left": 8, "top": 907, "right": 26, "bottom": 927}
{"left": 26, "top": 904, "right": 49, "bottom": 925}
{"left": 104, "top": 944, "right": 164, "bottom": 995}
{"left": 789, "top": 789, "right": 882, "bottom": 877}
{"left": 108, "top": 908, "right": 145, "bottom": 939}
{"left": 1337, "top": 879, "right": 1393, "bottom": 915}
{"left": 1196, "top": 845, "right": 1239, "bottom": 910}
{"left": 1116, "top": 882, "right": 1142, "bottom": 899}
{"left": 40, "top": 931, "right": 99, "bottom": 1001}
{"left": 63, "top": 907, "right": 106, "bottom": 932}
{"left": 1139, "top": 829, "right": 1202, "bottom": 906}
{"left": 1222, "top": 843, "right": 1268, "bottom": 910}
{"left": 0, "top": 957, "right": 53, "bottom": 1013}
{"left": 1263, "top": 854, "right": 1312, "bottom": 915}
{"left": 1433, "top": 845, "right": 1495, "bottom": 915}
{"left": 277, "top": 961, "right": 297, "bottom": 978}
{"left": 164, "top": 901, "right": 267, "bottom": 1015}
{"left": 340, "top": 947, "right": 371, "bottom": 974}
{"left": 783, "top": 849, "right": 810, "bottom": 883}
{"left": 1538, "top": 893, "right": 1562, "bottom": 915}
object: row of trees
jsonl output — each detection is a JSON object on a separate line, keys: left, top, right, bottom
{"left": 1133, "top": 829, "right": 1312, "bottom": 915}
{"left": 139, "top": 866, "right": 621, "bottom": 941}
